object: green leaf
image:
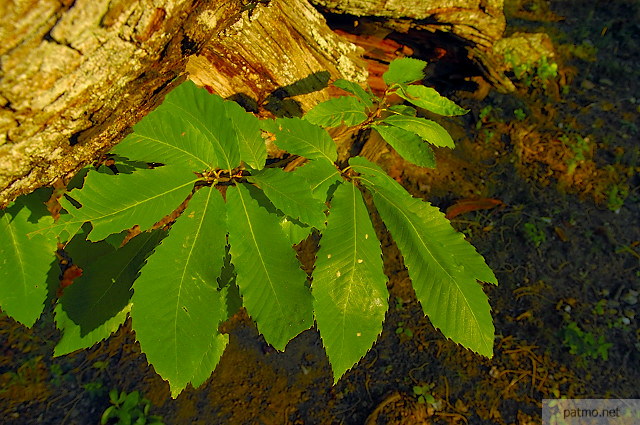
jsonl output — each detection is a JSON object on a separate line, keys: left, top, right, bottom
{"left": 373, "top": 125, "right": 436, "bottom": 168}
{"left": 350, "top": 157, "right": 496, "bottom": 357}
{"left": 333, "top": 79, "right": 375, "bottom": 107}
{"left": 383, "top": 58, "right": 427, "bottom": 85}
{"left": 313, "top": 182, "right": 388, "bottom": 381}
{"left": 304, "top": 97, "right": 368, "bottom": 128}
{"left": 54, "top": 304, "right": 130, "bottom": 357}
{"left": 238, "top": 183, "right": 312, "bottom": 245}
{"left": 53, "top": 228, "right": 161, "bottom": 357}
{"left": 101, "top": 406, "right": 116, "bottom": 425}
{"left": 54, "top": 231, "right": 164, "bottom": 357}
{"left": 132, "top": 186, "right": 229, "bottom": 397}
{"left": 155, "top": 80, "right": 241, "bottom": 170}
{"left": 187, "top": 287, "right": 231, "bottom": 389}
{"left": 122, "top": 391, "right": 139, "bottom": 410}
{"left": 0, "top": 191, "right": 57, "bottom": 326}
{"left": 113, "top": 81, "right": 261, "bottom": 172}
{"left": 387, "top": 104, "right": 417, "bottom": 116}
{"left": 381, "top": 115, "right": 455, "bottom": 148}
{"left": 394, "top": 85, "right": 468, "bottom": 116}
{"left": 60, "top": 224, "right": 113, "bottom": 263}
{"left": 261, "top": 118, "right": 337, "bottom": 163}
{"left": 118, "top": 410, "right": 131, "bottom": 425}
{"left": 279, "top": 217, "right": 313, "bottom": 246}
{"left": 248, "top": 168, "right": 326, "bottom": 229}
{"left": 54, "top": 167, "right": 197, "bottom": 242}
{"left": 291, "top": 159, "right": 343, "bottom": 201}
{"left": 31, "top": 210, "right": 83, "bottom": 243}
{"left": 113, "top": 111, "right": 217, "bottom": 171}
{"left": 217, "top": 248, "right": 241, "bottom": 319}
{"left": 227, "top": 183, "right": 313, "bottom": 350}
{"left": 104, "top": 231, "right": 128, "bottom": 249}
{"left": 223, "top": 100, "right": 267, "bottom": 170}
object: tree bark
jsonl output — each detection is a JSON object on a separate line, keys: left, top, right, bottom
{"left": 0, "top": 0, "right": 509, "bottom": 207}
{"left": 187, "top": 0, "right": 367, "bottom": 117}
{"left": 0, "top": 0, "right": 366, "bottom": 207}
{"left": 0, "top": 0, "right": 248, "bottom": 207}
{"left": 311, "top": 0, "right": 505, "bottom": 45}
{"left": 310, "top": 0, "right": 515, "bottom": 91}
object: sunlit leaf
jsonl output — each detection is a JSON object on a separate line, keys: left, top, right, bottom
{"left": 132, "top": 187, "right": 229, "bottom": 397}
{"left": 113, "top": 111, "right": 217, "bottom": 171}
{"left": 54, "top": 231, "right": 163, "bottom": 356}
{"left": 261, "top": 118, "right": 337, "bottom": 163}
{"left": 387, "top": 104, "right": 417, "bottom": 116}
{"left": 0, "top": 190, "right": 56, "bottom": 326}
{"left": 394, "top": 85, "right": 468, "bottom": 116}
{"left": 279, "top": 216, "right": 313, "bottom": 246}
{"left": 373, "top": 125, "right": 436, "bottom": 168}
{"left": 351, "top": 157, "right": 496, "bottom": 357}
{"left": 54, "top": 304, "right": 130, "bottom": 357}
{"left": 333, "top": 79, "right": 375, "bottom": 107}
{"left": 223, "top": 100, "right": 267, "bottom": 170}
{"left": 248, "top": 168, "right": 326, "bottom": 229}
{"left": 227, "top": 183, "right": 313, "bottom": 350}
{"left": 0, "top": 59, "right": 496, "bottom": 397}
{"left": 304, "top": 97, "right": 368, "bottom": 128}
{"left": 156, "top": 80, "right": 241, "bottom": 170}
{"left": 382, "top": 115, "right": 454, "bottom": 148}
{"left": 383, "top": 57, "right": 427, "bottom": 85}
{"left": 52, "top": 167, "right": 197, "bottom": 242}
{"left": 61, "top": 231, "right": 162, "bottom": 335}
{"left": 291, "top": 159, "right": 343, "bottom": 201}
{"left": 314, "top": 182, "right": 388, "bottom": 381}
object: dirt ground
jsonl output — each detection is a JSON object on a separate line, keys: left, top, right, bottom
{"left": 1, "top": 0, "right": 638, "bottom": 424}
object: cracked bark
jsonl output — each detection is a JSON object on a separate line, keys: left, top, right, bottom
{"left": 310, "top": 0, "right": 515, "bottom": 91}
{"left": 0, "top": 0, "right": 247, "bottom": 207}
{"left": 0, "top": 0, "right": 368, "bottom": 207}
{"left": 0, "top": 0, "right": 509, "bottom": 207}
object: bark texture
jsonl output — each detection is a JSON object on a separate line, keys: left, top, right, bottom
{"left": 188, "top": 0, "right": 367, "bottom": 116}
{"left": 311, "top": 0, "right": 505, "bottom": 45}
{"left": 310, "top": 0, "right": 515, "bottom": 91}
{"left": 0, "top": 0, "right": 246, "bottom": 207}
{"left": 0, "top": 0, "right": 510, "bottom": 207}
{"left": 0, "top": 0, "right": 367, "bottom": 207}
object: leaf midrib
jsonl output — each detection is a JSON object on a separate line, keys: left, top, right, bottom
{"left": 132, "top": 133, "right": 212, "bottom": 170}
{"left": 34, "top": 177, "right": 197, "bottom": 239}
{"left": 2, "top": 214, "right": 28, "bottom": 300}
{"left": 358, "top": 168, "right": 488, "bottom": 349}
{"left": 280, "top": 127, "right": 336, "bottom": 164}
{"left": 168, "top": 101, "right": 235, "bottom": 171}
{"left": 234, "top": 185, "right": 286, "bottom": 322}
{"left": 339, "top": 185, "right": 359, "bottom": 364}
{"left": 358, "top": 170, "right": 454, "bottom": 281}
{"left": 252, "top": 172, "right": 323, "bottom": 227}
{"left": 172, "top": 189, "right": 213, "bottom": 378}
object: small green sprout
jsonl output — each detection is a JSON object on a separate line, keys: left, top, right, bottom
{"left": 413, "top": 383, "right": 436, "bottom": 404}
{"left": 395, "top": 322, "right": 413, "bottom": 338}
{"left": 101, "top": 389, "right": 164, "bottom": 425}
{"left": 562, "top": 322, "right": 612, "bottom": 361}
{"left": 606, "top": 184, "right": 628, "bottom": 212}
{"left": 522, "top": 221, "right": 547, "bottom": 247}
{"left": 560, "top": 134, "right": 590, "bottom": 175}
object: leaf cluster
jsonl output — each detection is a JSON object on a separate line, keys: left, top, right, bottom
{"left": 101, "top": 389, "right": 164, "bottom": 425}
{"left": 305, "top": 57, "right": 468, "bottom": 169}
{"left": 0, "top": 58, "right": 496, "bottom": 397}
